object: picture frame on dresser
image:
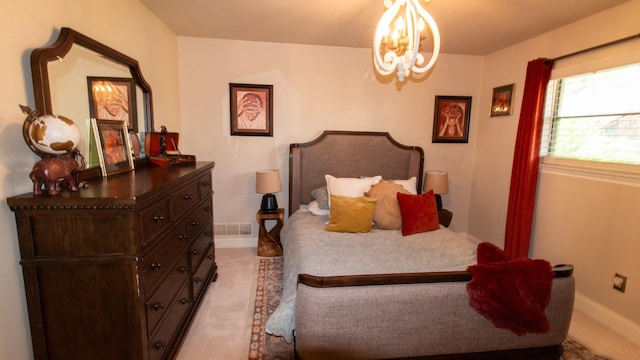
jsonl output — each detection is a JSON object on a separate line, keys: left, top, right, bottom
{"left": 91, "top": 118, "right": 134, "bottom": 176}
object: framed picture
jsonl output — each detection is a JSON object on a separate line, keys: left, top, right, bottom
{"left": 91, "top": 119, "right": 134, "bottom": 176}
{"left": 490, "top": 84, "right": 514, "bottom": 117}
{"left": 432, "top": 95, "right": 472, "bottom": 143}
{"left": 230, "top": 83, "right": 273, "bottom": 136}
{"left": 87, "top": 77, "right": 138, "bottom": 132}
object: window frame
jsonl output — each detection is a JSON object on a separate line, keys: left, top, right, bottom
{"left": 540, "top": 61, "right": 640, "bottom": 183}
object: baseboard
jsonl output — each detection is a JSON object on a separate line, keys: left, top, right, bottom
{"left": 574, "top": 292, "right": 640, "bottom": 347}
{"left": 216, "top": 236, "right": 258, "bottom": 248}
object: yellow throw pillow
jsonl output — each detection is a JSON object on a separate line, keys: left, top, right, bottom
{"left": 326, "top": 195, "right": 377, "bottom": 233}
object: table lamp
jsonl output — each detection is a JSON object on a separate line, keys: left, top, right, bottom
{"left": 256, "top": 169, "right": 282, "bottom": 213}
{"left": 424, "top": 171, "right": 449, "bottom": 210}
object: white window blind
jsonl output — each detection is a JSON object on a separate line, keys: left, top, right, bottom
{"left": 541, "top": 38, "right": 640, "bottom": 166}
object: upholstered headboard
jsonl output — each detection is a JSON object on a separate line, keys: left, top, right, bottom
{"left": 288, "top": 131, "right": 424, "bottom": 216}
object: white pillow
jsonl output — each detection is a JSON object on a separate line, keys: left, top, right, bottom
{"left": 325, "top": 175, "right": 382, "bottom": 208}
{"left": 392, "top": 177, "right": 418, "bottom": 194}
{"left": 307, "top": 200, "right": 330, "bottom": 216}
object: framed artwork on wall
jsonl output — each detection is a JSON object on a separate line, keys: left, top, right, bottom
{"left": 87, "top": 77, "right": 138, "bottom": 132}
{"left": 229, "top": 83, "right": 273, "bottom": 136}
{"left": 490, "top": 83, "right": 514, "bottom": 117}
{"left": 92, "top": 119, "right": 134, "bottom": 176}
{"left": 432, "top": 95, "right": 472, "bottom": 143}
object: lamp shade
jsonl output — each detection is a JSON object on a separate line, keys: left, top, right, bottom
{"left": 424, "top": 171, "right": 449, "bottom": 194}
{"left": 256, "top": 170, "right": 282, "bottom": 194}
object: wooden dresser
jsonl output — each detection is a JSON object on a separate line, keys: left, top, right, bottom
{"left": 7, "top": 161, "right": 217, "bottom": 360}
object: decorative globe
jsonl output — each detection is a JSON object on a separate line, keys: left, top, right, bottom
{"left": 25, "top": 114, "right": 81, "bottom": 157}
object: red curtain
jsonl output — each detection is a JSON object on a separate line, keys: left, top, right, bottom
{"left": 504, "top": 58, "right": 554, "bottom": 258}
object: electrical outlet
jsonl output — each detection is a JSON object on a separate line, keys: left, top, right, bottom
{"left": 613, "top": 273, "right": 627, "bottom": 293}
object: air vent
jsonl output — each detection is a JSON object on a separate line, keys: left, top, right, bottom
{"left": 214, "top": 223, "right": 253, "bottom": 237}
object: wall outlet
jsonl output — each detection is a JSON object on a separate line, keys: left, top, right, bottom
{"left": 613, "top": 273, "right": 627, "bottom": 293}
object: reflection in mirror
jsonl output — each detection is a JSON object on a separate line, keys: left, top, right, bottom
{"left": 48, "top": 45, "right": 134, "bottom": 167}
{"left": 31, "top": 27, "right": 153, "bottom": 175}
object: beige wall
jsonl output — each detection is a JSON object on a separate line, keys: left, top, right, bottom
{"left": 177, "top": 38, "right": 483, "bottom": 234}
{"left": 0, "top": 0, "right": 179, "bottom": 357}
{"left": 470, "top": 0, "right": 640, "bottom": 334}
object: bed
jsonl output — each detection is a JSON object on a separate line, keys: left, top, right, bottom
{"left": 265, "top": 130, "right": 575, "bottom": 359}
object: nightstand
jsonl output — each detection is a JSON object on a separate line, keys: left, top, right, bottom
{"left": 256, "top": 208, "right": 284, "bottom": 257}
{"left": 438, "top": 209, "right": 453, "bottom": 227}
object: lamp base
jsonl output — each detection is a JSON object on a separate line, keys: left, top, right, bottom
{"left": 260, "top": 193, "right": 278, "bottom": 213}
{"left": 435, "top": 194, "right": 443, "bottom": 210}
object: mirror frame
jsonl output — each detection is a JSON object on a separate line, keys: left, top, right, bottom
{"left": 31, "top": 27, "right": 153, "bottom": 177}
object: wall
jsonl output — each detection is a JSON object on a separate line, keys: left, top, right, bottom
{"left": 177, "top": 38, "right": 483, "bottom": 239}
{"left": 0, "top": 0, "right": 180, "bottom": 357}
{"left": 470, "top": 0, "right": 640, "bottom": 341}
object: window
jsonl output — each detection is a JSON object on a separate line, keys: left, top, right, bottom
{"left": 541, "top": 63, "right": 640, "bottom": 166}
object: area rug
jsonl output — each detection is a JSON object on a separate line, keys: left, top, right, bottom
{"left": 248, "top": 257, "right": 611, "bottom": 360}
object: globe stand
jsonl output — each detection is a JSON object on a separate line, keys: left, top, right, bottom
{"left": 20, "top": 105, "right": 86, "bottom": 195}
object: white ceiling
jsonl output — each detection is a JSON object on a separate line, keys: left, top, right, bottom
{"left": 140, "top": 0, "right": 628, "bottom": 55}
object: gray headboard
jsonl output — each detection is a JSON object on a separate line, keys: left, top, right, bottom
{"left": 288, "top": 130, "right": 424, "bottom": 216}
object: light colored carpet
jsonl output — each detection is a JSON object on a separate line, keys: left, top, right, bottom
{"left": 249, "top": 257, "right": 612, "bottom": 360}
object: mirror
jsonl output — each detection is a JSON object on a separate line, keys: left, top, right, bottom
{"left": 31, "top": 27, "right": 153, "bottom": 174}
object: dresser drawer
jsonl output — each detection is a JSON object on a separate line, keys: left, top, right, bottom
{"left": 192, "top": 244, "right": 214, "bottom": 298}
{"left": 141, "top": 223, "right": 189, "bottom": 293}
{"left": 171, "top": 180, "right": 200, "bottom": 219}
{"left": 198, "top": 172, "right": 213, "bottom": 199}
{"left": 187, "top": 197, "right": 213, "bottom": 239}
{"left": 139, "top": 198, "right": 171, "bottom": 246}
{"left": 148, "top": 282, "right": 191, "bottom": 360}
{"left": 145, "top": 252, "right": 189, "bottom": 335}
{"left": 190, "top": 222, "right": 213, "bottom": 270}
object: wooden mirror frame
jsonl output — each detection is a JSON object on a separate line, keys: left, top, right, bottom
{"left": 30, "top": 27, "right": 153, "bottom": 177}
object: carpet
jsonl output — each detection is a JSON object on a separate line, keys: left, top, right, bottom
{"left": 248, "top": 257, "right": 611, "bottom": 360}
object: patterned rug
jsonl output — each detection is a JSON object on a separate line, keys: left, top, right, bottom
{"left": 248, "top": 257, "right": 611, "bottom": 360}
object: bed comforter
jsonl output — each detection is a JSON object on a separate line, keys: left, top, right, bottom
{"left": 264, "top": 209, "right": 479, "bottom": 342}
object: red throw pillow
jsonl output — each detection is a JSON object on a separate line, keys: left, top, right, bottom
{"left": 397, "top": 190, "right": 440, "bottom": 236}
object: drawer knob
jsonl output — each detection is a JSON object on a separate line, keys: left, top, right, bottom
{"left": 151, "top": 262, "right": 162, "bottom": 270}
{"left": 192, "top": 249, "right": 201, "bottom": 256}
{"left": 154, "top": 341, "right": 166, "bottom": 350}
{"left": 184, "top": 194, "right": 194, "bottom": 200}
{"left": 194, "top": 277, "right": 203, "bottom": 284}
{"left": 201, "top": 181, "right": 210, "bottom": 187}
{"left": 153, "top": 215, "right": 165, "bottom": 223}
{"left": 204, "top": 206, "right": 212, "bottom": 212}
{"left": 179, "top": 234, "right": 188, "bottom": 242}
{"left": 180, "top": 298, "right": 191, "bottom": 305}
{"left": 180, "top": 266, "right": 189, "bottom": 273}
{"left": 153, "top": 302, "right": 165, "bottom": 311}
{"left": 207, "top": 254, "right": 213, "bottom": 260}
{"left": 204, "top": 231, "right": 212, "bottom": 237}
{"left": 191, "top": 221, "right": 200, "bottom": 227}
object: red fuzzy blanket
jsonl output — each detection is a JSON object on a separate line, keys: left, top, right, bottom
{"left": 466, "top": 242, "right": 554, "bottom": 336}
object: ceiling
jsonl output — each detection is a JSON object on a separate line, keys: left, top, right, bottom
{"left": 140, "top": 0, "right": 628, "bottom": 55}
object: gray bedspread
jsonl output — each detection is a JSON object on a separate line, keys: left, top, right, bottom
{"left": 264, "top": 210, "right": 479, "bottom": 342}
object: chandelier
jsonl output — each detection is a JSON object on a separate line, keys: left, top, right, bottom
{"left": 373, "top": 0, "right": 440, "bottom": 82}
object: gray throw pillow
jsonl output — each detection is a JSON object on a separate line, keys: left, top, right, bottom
{"left": 311, "top": 186, "right": 329, "bottom": 209}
